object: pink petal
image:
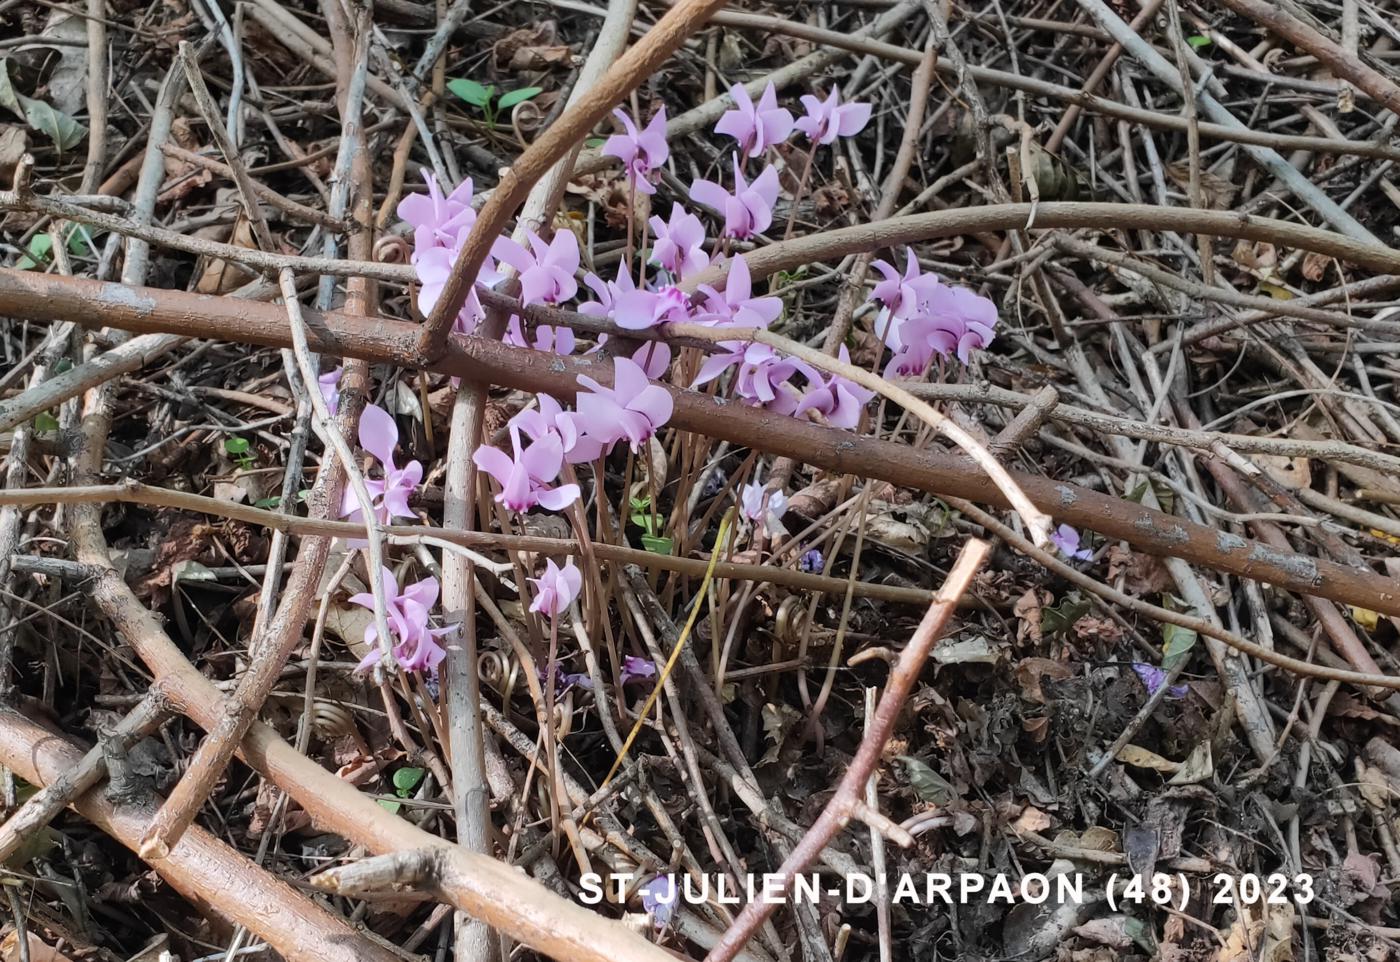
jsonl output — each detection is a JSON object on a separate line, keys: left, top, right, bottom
{"left": 536, "top": 483, "right": 581, "bottom": 511}
{"left": 358, "top": 405, "right": 400, "bottom": 469}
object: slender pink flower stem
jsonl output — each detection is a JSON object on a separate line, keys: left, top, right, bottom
{"left": 782, "top": 145, "right": 818, "bottom": 241}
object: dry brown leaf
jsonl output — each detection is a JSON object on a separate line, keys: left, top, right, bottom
{"left": 1015, "top": 657, "right": 1071, "bottom": 704}
{"left": 1013, "top": 588, "right": 1051, "bottom": 644}
{"left": 1013, "top": 805, "right": 1052, "bottom": 833}
{"left": 195, "top": 209, "right": 257, "bottom": 294}
{"left": 1116, "top": 744, "right": 1180, "bottom": 773}
{"left": 1254, "top": 454, "right": 1312, "bottom": 491}
{"left": 1, "top": 931, "right": 78, "bottom": 962}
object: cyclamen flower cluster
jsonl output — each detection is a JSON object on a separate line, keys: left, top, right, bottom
{"left": 361, "top": 81, "right": 1002, "bottom": 677}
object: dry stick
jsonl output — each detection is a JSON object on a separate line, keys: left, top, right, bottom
{"left": 669, "top": 320, "right": 1054, "bottom": 547}
{"left": 158, "top": 144, "right": 348, "bottom": 230}
{"left": 6, "top": 272, "right": 1400, "bottom": 616}
{"left": 706, "top": 540, "right": 991, "bottom": 962}
{"left": 0, "top": 482, "right": 939, "bottom": 605}
{"left": 1045, "top": 0, "right": 1165, "bottom": 153}
{"left": 1215, "top": 0, "right": 1400, "bottom": 117}
{"left": 1071, "top": 0, "right": 1377, "bottom": 243}
{"left": 0, "top": 708, "right": 404, "bottom": 962}
{"left": 79, "top": 0, "right": 107, "bottom": 195}
{"left": 418, "top": 0, "right": 731, "bottom": 358}
{"left": 0, "top": 693, "right": 167, "bottom": 862}
{"left": 178, "top": 41, "right": 275, "bottom": 253}
{"left": 949, "top": 498, "right": 1400, "bottom": 692}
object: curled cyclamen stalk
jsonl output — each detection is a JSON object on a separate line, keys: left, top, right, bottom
{"left": 351, "top": 566, "right": 454, "bottom": 673}
{"left": 472, "top": 424, "right": 580, "bottom": 513}
{"left": 602, "top": 106, "right": 669, "bottom": 197}
{"left": 716, "top": 82, "right": 793, "bottom": 158}
{"left": 339, "top": 405, "right": 422, "bottom": 526}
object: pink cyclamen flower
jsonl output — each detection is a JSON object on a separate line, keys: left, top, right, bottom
{"left": 629, "top": 341, "right": 672, "bottom": 380}
{"left": 399, "top": 171, "right": 475, "bottom": 250}
{"left": 613, "top": 283, "right": 691, "bottom": 331}
{"left": 638, "top": 875, "right": 678, "bottom": 929}
{"left": 575, "top": 356, "right": 674, "bottom": 452}
{"left": 603, "top": 106, "right": 669, "bottom": 196}
{"left": 472, "top": 425, "right": 580, "bottom": 513}
{"left": 529, "top": 558, "right": 583, "bottom": 620}
{"left": 318, "top": 366, "right": 342, "bottom": 416}
{"left": 792, "top": 347, "right": 875, "bottom": 430}
{"left": 794, "top": 88, "right": 872, "bottom": 145}
{"left": 340, "top": 405, "right": 422, "bottom": 525}
{"left": 689, "top": 155, "right": 780, "bottom": 240}
{"left": 579, "top": 263, "right": 637, "bottom": 318}
{"left": 504, "top": 313, "right": 576, "bottom": 356}
{"left": 694, "top": 254, "right": 782, "bottom": 329}
{"left": 739, "top": 481, "right": 788, "bottom": 532}
{"left": 715, "top": 82, "right": 794, "bottom": 157}
{"left": 412, "top": 244, "right": 497, "bottom": 336}
{"left": 352, "top": 566, "right": 453, "bottom": 673}
{"left": 648, "top": 203, "right": 709, "bottom": 280}
{"left": 922, "top": 283, "right": 999, "bottom": 364}
{"left": 492, "top": 229, "right": 579, "bottom": 307}
{"left": 693, "top": 341, "right": 802, "bottom": 414}
{"left": 512, "top": 394, "right": 606, "bottom": 465}
{"left": 1050, "top": 524, "right": 1092, "bottom": 561}
{"left": 870, "top": 247, "right": 942, "bottom": 321}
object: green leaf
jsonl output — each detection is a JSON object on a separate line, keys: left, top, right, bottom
{"left": 896, "top": 755, "right": 955, "bottom": 805}
{"left": 224, "top": 436, "right": 250, "bottom": 456}
{"left": 447, "top": 78, "right": 493, "bottom": 108}
{"left": 0, "top": 60, "right": 85, "bottom": 152}
{"left": 32, "top": 411, "right": 59, "bottom": 433}
{"left": 393, "top": 767, "right": 426, "bottom": 797}
{"left": 1042, "top": 594, "right": 1091, "bottom": 636}
{"left": 1186, "top": 34, "right": 1212, "bottom": 48}
{"left": 253, "top": 496, "right": 282, "bottom": 509}
{"left": 584, "top": 136, "right": 605, "bottom": 148}
{"left": 16, "top": 234, "right": 52, "bottom": 270}
{"left": 377, "top": 798, "right": 402, "bottom": 814}
{"left": 1161, "top": 622, "right": 1198, "bottom": 670}
{"left": 497, "top": 86, "right": 543, "bottom": 110}
{"left": 640, "top": 534, "right": 673, "bottom": 556}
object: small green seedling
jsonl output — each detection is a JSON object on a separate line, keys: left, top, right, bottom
{"left": 447, "top": 78, "right": 543, "bottom": 127}
{"left": 629, "top": 496, "right": 673, "bottom": 555}
{"left": 224, "top": 436, "right": 255, "bottom": 471}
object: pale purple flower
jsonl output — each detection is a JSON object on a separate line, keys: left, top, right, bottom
{"left": 792, "top": 347, "right": 875, "bottom": 430}
{"left": 613, "top": 283, "right": 691, "bottom": 331}
{"left": 739, "top": 481, "right": 788, "bottom": 532}
{"left": 603, "top": 106, "right": 669, "bottom": 196}
{"left": 512, "top": 394, "right": 606, "bottom": 465}
{"left": 689, "top": 155, "right": 779, "bottom": 240}
{"left": 922, "top": 283, "right": 999, "bottom": 364}
{"left": 412, "top": 244, "right": 498, "bottom": 336}
{"left": 1132, "top": 663, "right": 1188, "bottom": 699}
{"left": 715, "top": 82, "right": 793, "bottom": 157}
{"left": 340, "top": 405, "right": 422, "bottom": 525}
{"left": 794, "top": 88, "right": 872, "bottom": 145}
{"left": 529, "top": 558, "right": 583, "bottom": 620}
{"left": 621, "top": 655, "right": 657, "bottom": 684}
{"left": 579, "top": 263, "right": 637, "bottom": 318}
{"left": 575, "top": 356, "right": 674, "bottom": 452}
{"left": 318, "top": 366, "right": 342, "bottom": 416}
{"left": 799, "top": 548, "right": 824, "bottom": 573}
{"left": 870, "top": 247, "right": 942, "bottom": 321}
{"left": 629, "top": 341, "right": 672, "bottom": 380}
{"left": 638, "top": 875, "right": 678, "bottom": 929}
{"left": 1050, "top": 524, "right": 1092, "bottom": 561}
{"left": 648, "top": 203, "right": 709, "bottom": 280}
{"left": 492, "top": 230, "right": 579, "bottom": 307}
{"left": 694, "top": 341, "right": 802, "bottom": 413}
{"left": 505, "top": 313, "right": 576, "bottom": 356}
{"left": 398, "top": 171, "right": 475, "bottom": 250}
{"left": 472, "top": 425, "right": 581, "bottom": 513}
{"left": 694, "top": 254, "right": 782, "bottom": 329}
{"left": 351, "top": 566, "right": 453, "bottom": 673}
